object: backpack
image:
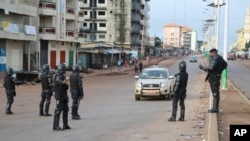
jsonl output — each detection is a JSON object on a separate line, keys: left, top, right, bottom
{"left": 218, "top": 56, "right": 228, "bottom": 74}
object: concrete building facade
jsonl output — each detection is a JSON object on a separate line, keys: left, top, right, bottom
{"left": 79, "top": 0, "right": 150, "bottom": 50}
{"left": 0, "top": 0, "right": 37, "bottom": 72}
{"left": 163, "top": 23, "right": 182, "bottom": 48}
{"left": 38, "top": 0, "right": 85, "bottom": 69}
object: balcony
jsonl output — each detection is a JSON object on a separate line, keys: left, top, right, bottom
{"left": 78, "top": 11, "right": 84, "bottom": 21}
{"left": 66, "top": 7, "right": 75, "bottom": 20}
{"left": 140, "top": 20, "right": 144, "bottom": 25}
{"left": 38, "top": 1, "right": 57, "bottom": 16}
{"left": 39, "top": 27, "right": 56, "bottom": 34}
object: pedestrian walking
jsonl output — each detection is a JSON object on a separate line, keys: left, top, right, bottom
{"left": 3, "top": 68, "right": 26, "bottom": 114}
{"left": 129, "top": 59, "right": 132, "bottom": 67}
{"left": 139, "top": 61, "right": 143, "bottom": 73}
{"left": 199, "top": 49, "right": 227, "bottom": 113}
{"left": 168, "top": 61, "right": 188, "bottom": 122}
{"left": 39, "top": 64, "right": 53, "bottom": 116}
{"left": 53, "top": 64, "right": 71, "bottom": 131}
{"left": 117, "top": 60, "right": 121, "bottom": 70}
{"left": 135, "top": 63, "right": 138, "bottom": 74}
{"left": 70, "top": 65, "right": 84, "bottom": 120}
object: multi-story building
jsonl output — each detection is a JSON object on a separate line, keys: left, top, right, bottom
{"left": 163, "top": 23, "right": 196, "bottom": 51}
{"left": 181, "top": 26, "right": 191, "bottom": 49}
{"left": 163, "top": 23, "right": 182, "bottom": 48}
{"left": 80, "top": 0, "right": 150, "bottom": 49}
{"left": 38, "top": 0, "right": 85, "bottom": 69}
{"left": 0, "top": 0, "right": 37, "bottom": 72}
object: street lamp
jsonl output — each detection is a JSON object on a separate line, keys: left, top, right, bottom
{"left": 221, "top": 0, "right": 229, "bottom": 89}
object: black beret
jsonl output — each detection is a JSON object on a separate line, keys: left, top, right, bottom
{"left": 209, "top": 48, "right": 217, "bottom": 53}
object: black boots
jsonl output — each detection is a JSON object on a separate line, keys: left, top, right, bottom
{"left": 45, "top": 103, "right": 52, "bottom": 116}
{"left": 53, "top": 110, "right": 63, "bottom": 131}
{"left": 178, "top": 109, "right": 185, "bottom": 121}
{"left": 6, "top": 103, "right": 13, "bottom": 115}
{"left": 168, "top": 109, "right": 185, "bottom": 122}
{"left": 208, "top": 97, "right": 219, "bottom": 113}
{"left": 168, "top": 110, "right": 177, "bottom": 122}
{"left": 72, "top": 106, "right": 80, "bottom": 120}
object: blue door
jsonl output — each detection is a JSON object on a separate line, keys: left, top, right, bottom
{"left": 0, "top": 48, "right": 6, "bottom": 72}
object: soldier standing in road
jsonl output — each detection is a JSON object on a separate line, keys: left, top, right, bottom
{"left": 39, "top": 64, "right": 53, "bottom": 116}
{"left": 70, "top": 65, "right": 84, "bottom": 120}
{"left": 53, "top": 64, "right": 71, "bottom": 131}
{"left": 4, "top": 68, "right": 26, "bottom": 114}
{"left": 168, "top": 61, "right": 188, "bottom": 122}
{"left": 199, "top": 48, "right": 227, "bottom": 113}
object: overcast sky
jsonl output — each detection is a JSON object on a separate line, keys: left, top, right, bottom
{"left": 149, "top": 0, "right": 250, "bottom": 49}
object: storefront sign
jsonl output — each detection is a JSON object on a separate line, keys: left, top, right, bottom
{"left": 2, "top": 22, "right": 19, "bottom": 34}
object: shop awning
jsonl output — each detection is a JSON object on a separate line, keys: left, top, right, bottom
{"left": 102, "top": 49, "right": 121, "bottom": 54}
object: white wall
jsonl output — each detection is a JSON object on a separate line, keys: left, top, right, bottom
{"left": 6, "top": 40, "right": 23, "bottom": 71}
{"left": 191, "top": 31, "right": 197, "bottom": 51}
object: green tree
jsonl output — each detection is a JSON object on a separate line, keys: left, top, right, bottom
{"left": 155, "top": 37, "right": 162, "bottom": 48}
{"left": 244, "top": 41, "right": 250, "bottom": 52}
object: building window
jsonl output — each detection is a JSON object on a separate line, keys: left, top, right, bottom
{"left": 171, "top": 33, "right": 174, "bottom": 36}
{"left": 98, "top": 11, "right": 105, "bottom": 16}
{"left": 84, "top": 11, "right": 88, "bottom": 15}
{"left": 84, "top": 0, "right": 88, "bottom": 3}
{"left": 99, "top": 35, "right": 105, "bottom": 39}
{"left": 84, "top": 34, "right": 88, "bottom": 38}
{"left": 99, "top": 23, "right": 106, "bottom": 27}
{"left": 83, "top": 23, "right": 87, "bottom": 27}
{"left": 98, "top": 0, "right": 105, "bottom": 4}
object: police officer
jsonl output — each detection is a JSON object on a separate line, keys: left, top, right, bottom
{"left": 53, "top": 64, "right": 71, "bottom": 131}
{"left": 168, "top": 61, "right": 188, "bottom": 122}
{"left": 3, "top": 68, "right": 25, "bottom": 114}
{"left": 199, "top": 48, "right": 227, "bottom": 113}
{"left": 39, "top": 64, "right": 53, "bottom": 116}
{"left": 70, "top": 65, "right": 84, "bottom": 120}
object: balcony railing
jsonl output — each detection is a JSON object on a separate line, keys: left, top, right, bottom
{"left": 39, "top": 1, "right": 56, "bottom": 9}
{"left": 39, "top": 27, "right": 56, "bottom": 34}
{"left": 66, "top": 30, "right": 84, "bottom": 38}
{"left": 67, "top": 7, "right": 75, "bottom": 14}
{"left": 79, "top": 11, "right": 84, "bottom": 17}
{"left": 78, "top": 33, "right": 84, "bottom": 38}
{"left": 66, "top": 30, "right": 74, "bottom": 36}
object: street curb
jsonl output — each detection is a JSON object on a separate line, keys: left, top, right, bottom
{"left": 228, "top": 80, "right": 250, "bottom": 107}
{"left": 207, "top": 93, "right": 219, "bottom": 141}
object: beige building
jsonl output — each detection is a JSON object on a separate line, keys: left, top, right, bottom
{"left": 0, "top": 0, "right": 85, "bottom": 71}
{"left": 0, "top": 0, "right": 37, "bottom": 72}
{"left": 163, "top": 23, "right": 182, "bottom": 48}
{"left": 38, "top": 0, "right": 85, "bottom": 69}
{"left": 236, "top": 6, "right": 250, "bottom": 51}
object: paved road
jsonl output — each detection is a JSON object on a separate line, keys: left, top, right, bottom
{"left": 0, "top": 56, "right": 208, "bottom": 141}
{"left": 227, "top": 61, "right": 250, "bottom": 99}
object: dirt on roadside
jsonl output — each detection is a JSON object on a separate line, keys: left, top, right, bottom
{"left": 218, "top": 83, "right": 250, "bottom": 141}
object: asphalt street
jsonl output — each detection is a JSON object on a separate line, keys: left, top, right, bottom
{"left": 0, "top": 56, "right": 207, "bottom": 141}
{"left": 227, "top": 61, "right": 250, "bottom": 99}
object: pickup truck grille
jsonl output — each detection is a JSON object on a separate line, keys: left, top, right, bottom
{"left": 143, "top": 84, "right": 160, "bottom": 88}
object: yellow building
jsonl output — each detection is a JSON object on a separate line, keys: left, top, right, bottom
{"left": 236, "top": 28, "right": 245, "bottom": 50}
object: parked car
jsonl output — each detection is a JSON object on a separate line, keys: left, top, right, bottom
{"left": 134, "top": 67, "right": 176, "bottom": 100}
{"left": 189, "top": 56, "right": 198, "bottom": 63}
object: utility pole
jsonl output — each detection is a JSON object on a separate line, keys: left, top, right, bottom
{"left": 222, "top": 0, "right": 229, "bottom": 89}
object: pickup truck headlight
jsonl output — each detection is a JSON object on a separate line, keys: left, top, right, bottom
{"left": 161, "top": 83, "right": 165, "bottom": 87}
